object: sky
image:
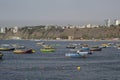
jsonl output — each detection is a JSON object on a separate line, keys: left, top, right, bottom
{"left": 0, "top": 0, "right": 120, "bottom": 27}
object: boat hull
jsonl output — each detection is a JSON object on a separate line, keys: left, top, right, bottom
{"left": 40, "top": 49, "right": 55, "bottom": 52}
{"left": 65, "top": 53, "right": 83, "bottom": 58}
{"left": 13, "top": 49, "right": 35, "bottom": 54}
{"left": 0, "top": 48, "right": 15, "bottom": 51}
{"left": 65, "top": 52, "right": 88, "bottom": 58}
{"left": 90, "top": 48, "right": 102, "bottom": 51}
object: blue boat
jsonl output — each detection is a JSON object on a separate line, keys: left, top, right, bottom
{"left": 65, "top": 52, "right": 89, "bottom": 58}
{"left": 80, "top": 47, "right": 90, "bottom": 51}
{"left": 65, "top": 53, "right": 83, "bottom": 58}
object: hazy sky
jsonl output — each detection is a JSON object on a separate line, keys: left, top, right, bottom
{"left": 0, "top": 0, "right": 120, "bottom": 27}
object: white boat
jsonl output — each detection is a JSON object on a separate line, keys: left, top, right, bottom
{"left": 65, "top": 51, "right": 90, "bottom": 58}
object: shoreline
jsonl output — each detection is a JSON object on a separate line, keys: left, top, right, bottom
{"left": 1, "top": 39, "right": 119, "bottom": 42}
{"left": 28, "top": 39, "right": 120, "bottom": 42}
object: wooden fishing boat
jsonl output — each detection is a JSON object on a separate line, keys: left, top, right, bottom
{"left": 13, "top": 49, "right": 35, "bottom": 54}
{"left": 66, "top": 43, "right": 76, "bottom": 49}
{"left": 0, "top": 48, "right": 15, "bottom": 51}
{"left": 66, "top": 45, "right": 76, "bottom": 49}
{"left": 42, "top": 45, "right": 56, "bottom": 49}
{"left": 0, "top": 44, "right": 15, "bottom": 51}
{"left": 90, "top": 47, "right": 102, "bottom": 51}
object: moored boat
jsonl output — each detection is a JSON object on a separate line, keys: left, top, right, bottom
{"left": 66, "top": 43, "right": 76, "bottom": 49}
{"left": 40, "top": 48, "right": 55, "bottom": 52}
{"left": 90, "top": 46, "right": 102, "bottom": 51}
{"left": 66, "top": 45, "right": 76, "bottom": 49}
{"left": 42, "top": 44, "right": 56, "bottom": 49}
{"left": 13, "top": 49, "right": 35, "bottom": 54}
{"left": 65, "top": 51, "right": 91, "bottom": 58}
{"left": 0, "top": 44, "right": 15, "bottom": 51}
{"left": 65, "top": 53, "right": 84, "bottom": 58}
{"left": 100, "top": 44, "right": 110, "bottom": 48}
{"left": 80, "top": 47, "right": 90, "bottom": 51}
{"left": 0, "top": 48, "right": 15, "bottom": 51}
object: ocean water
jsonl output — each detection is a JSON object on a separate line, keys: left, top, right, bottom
{"left": 0, "top": 40, "right": 120, "bottom": 80}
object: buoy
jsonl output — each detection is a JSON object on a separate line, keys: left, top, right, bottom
{"left": 77, "top": 66, "right": 81, "bottom": 71}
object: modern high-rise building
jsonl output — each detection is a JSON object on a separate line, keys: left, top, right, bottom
{"left": 114, "top": 19, "right": 120, "bottom": 26}
{"left": 0, "top": 27, "right": 6, "bottom": 33}
{"left": 105, "top": 19, "right": 111, "bottom": 27}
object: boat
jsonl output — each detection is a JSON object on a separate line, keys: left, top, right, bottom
{"left": 65, "top": 51, "right": 91, "bottom": 58}
{"left": 117, "top": 46, "right": 120, "bottom": 49}
{"left": 13, "top": 49, "right": 35, "bottom": 54}
{"left": 90, "top": 46, "right": 102, "bottom": 51}
{"left": 66, "top": 45, "right": 76, "bottom": 49}
{"left": 0, "top": 47, "right": 15, "bottom": 51}
{"left": 36, "top": 42, "right": 45, "bottom": 46}
{"left": 42, "top": 44, "right": 56, "bottom": 49}
{"left": 70, "top": 47, "right": 90, "bottom": 52}
{"left": 80, "top": 47, "right": 90, "bottom": 51}
{"left": 115, "top": 44, "right": 120, "bottom": 49}
{"left": 40, "top": 48, "right": 55, "bottom": 52}
{"left": 0, "top": 52, "right": 3, "bottom": 59}
{"left": 0, "top": 44, "right": 15, "bottom": 51}
{"left": 65, "top": 53, "right": 84, "bottom": 58}
{"left": 66, "top": 43, "right": 76, "bottom": 49}
{"left": 11, "top": 44, "right": 25, "bottom": 49}
{"left": 100, "top": 44, "right": 110, "bottom": 48}
{"left": 80, "top": 43, "right": 89, "bottom": 47}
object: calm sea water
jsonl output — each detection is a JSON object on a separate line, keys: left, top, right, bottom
{"left": 0, "top": 40, "right": 120, "bottom": 80}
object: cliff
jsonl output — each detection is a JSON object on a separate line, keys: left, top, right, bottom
{"left": 1, "top": 26, "right": 120, "bottom": 40}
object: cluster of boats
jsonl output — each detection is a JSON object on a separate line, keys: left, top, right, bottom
{"left": 0, "top": 44, "right": 35, "bottom": 59}
{"left": 0, "top": 41, "right": 120, "bottom": 59}
{"left": 36, "top": 42, "right": 116, "bottom": 58}
{"left": 65, "top": 42, "right": 119, "bottom": 58}
{"left": 0, "top": 42, "right": 58, "bottom": 59}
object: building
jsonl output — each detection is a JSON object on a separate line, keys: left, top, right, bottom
{"left": 0, "top": 27, "right": 6, "bottom": 33}
{"left": 114, "top": 19, "right": 120, "bottom": 26}
{"left": 105, "top": 19, "right": 111, "bottom": 27}
{"left": 86, "top": 24, "right": 91, "bottom": 28}
{"left": 13, "top": 26, "right": 18, "bottom": 33}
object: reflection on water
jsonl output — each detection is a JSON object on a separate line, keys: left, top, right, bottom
{"left": 0, "top": 40, "right": 120, "bottom": 80}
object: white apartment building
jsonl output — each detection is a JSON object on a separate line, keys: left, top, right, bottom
{"left": 114, "top": 19, "right": 120, "bottom": 25}
{"left": 0, "top": 27, "right": 6, "bottom": 33}
{"left": 105, "top": 19, "right": 111, "bottom": 27}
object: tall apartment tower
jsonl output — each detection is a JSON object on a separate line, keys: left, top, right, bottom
{"left": 114, "top": 19, "right": 120, "bottom": 26}
{"left": 105, "top": 19, "right": 111, "bottom": 27}
{"left": 0, "top": 27, "right": 6, "bottom": 33}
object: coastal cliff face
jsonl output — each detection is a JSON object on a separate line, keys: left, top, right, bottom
{"left": 1, "top": 26, "right": 120, "bottom": 40}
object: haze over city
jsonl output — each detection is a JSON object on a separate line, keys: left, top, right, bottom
{"left": 0, "top": 0, "right": 120, "bottom": 27}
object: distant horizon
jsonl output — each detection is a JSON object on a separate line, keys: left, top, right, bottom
{"left": 0, "top": 19, "right": 118, "bottom": 27}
